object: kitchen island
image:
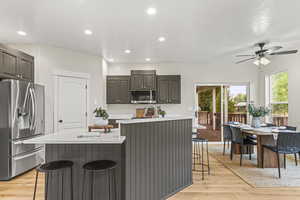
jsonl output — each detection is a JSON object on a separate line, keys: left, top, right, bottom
{"left": 24, "top": 116, "right": 193, "bottom": 200}
{"left": 118, "top": 116, "right": 193, "bottom": 200}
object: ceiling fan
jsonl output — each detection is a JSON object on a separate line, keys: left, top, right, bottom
{"left": 235, "top": 42, "right": 298, "bottom": 66}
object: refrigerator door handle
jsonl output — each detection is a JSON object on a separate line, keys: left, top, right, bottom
{"left": 31, "top": 87, "right": 37, "bottom": 131}
{"left": 29, "top": 88, "right": 36, "bottom": 131}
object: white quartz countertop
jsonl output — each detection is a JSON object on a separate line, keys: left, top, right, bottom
{"left": 109, "top": 114, "right": 133, "bottom": 120}
{"left": 117, "top": 116, "right": 193, "bottom": 124}
{"left": 22, "top": 129, "right": 125, "bottom": 144}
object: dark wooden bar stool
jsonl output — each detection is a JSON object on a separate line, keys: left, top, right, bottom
{"left": 33, "top": 160, "right": 74, "bottom": 200}
{"left": 192, "top": 133, "right": 210, "bottom": 180}
{"left": 82, "top": 160, "right": 117, "bottom": 200}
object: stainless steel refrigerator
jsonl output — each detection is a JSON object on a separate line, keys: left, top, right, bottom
{"left": 0, "top": 79, "right": 45, "bottom": 180}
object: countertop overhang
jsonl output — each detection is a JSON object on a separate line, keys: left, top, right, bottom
{"left": 22, "top": 129, "right": 125, "bottom": 144}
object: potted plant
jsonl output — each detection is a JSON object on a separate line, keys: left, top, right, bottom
{"left": 248, "top": 104, "right": 270, "bottom": 128}
{"left": 93, "top": 107, "right": 109, "bottom": 126}
{"left": 157, "top": 107, "right": 166, "bottom": 118}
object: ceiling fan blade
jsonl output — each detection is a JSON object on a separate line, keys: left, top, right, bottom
{"left": 235, "top": 57, "right": 256, "bottom": 64}
{"left": 236, "top": 55, "right": 256, "bottom": 57}
{"left": 267, "top": 46, "right": 282, "bottom": 52}
{"left": 270, "top": 50, "right": 298, "bottom": 55}
{"left": 265, "top": 46, "right": 283, "bottom": 54}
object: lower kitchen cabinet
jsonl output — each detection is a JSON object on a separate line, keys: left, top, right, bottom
{"left": 107, "top": 76, "right": 131, "bottom": 104}
{"left": 157, "top": 75, "right": 181, "bottom": 104}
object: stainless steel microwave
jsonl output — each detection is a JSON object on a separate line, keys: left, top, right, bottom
{"left": 131, "top": 90, "right": 156, "bottom": 104}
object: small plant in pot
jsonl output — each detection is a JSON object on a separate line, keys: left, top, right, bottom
{"left": 93, "top": 107, "right": 109, "bottom": 126}
{"left": 248, "top": 104, "right": 270, "bottom": 128}
{"left": 158, "top": 107, "right": 166, "bottom": 118}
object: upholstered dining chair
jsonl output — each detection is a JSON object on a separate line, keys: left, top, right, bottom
{"left": 230, "top": 126, "right": 257, "bottom": 166}
{"left": 223, "top": 124, "right": 232, "bottom": 155}
{"left": 262, "top": 132, "right": 300, "bottom": 178}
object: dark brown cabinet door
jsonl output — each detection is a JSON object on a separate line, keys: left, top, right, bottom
{"left": 1, "top": 51, "right": 18, "bottom": 76}
{"left": 130, "top": 75, "right": 144, "bottom": 90}
{"left": 157, "top": 78, "right": 169, "bottom": 103}
{"left": 107, "top": 79, "right": 119, "bottom": 104}
{"left": 157, "top": 75, "right": 181, "bottom": 104}
{"left": 119, "top": 79, "right": 130, "bottom": 103}
{"left": 107, "top": 76, "right": 130, "bottom": 104}
{"left": 168, "top": 78, "right": 181, "bottom": 103}
{"left": 18, "top": 57, "right": 34, "bottom": 81}
{"left": 143, "top": 74, "right": 156, "bottom": 90}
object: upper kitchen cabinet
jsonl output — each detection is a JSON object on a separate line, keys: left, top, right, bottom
{"left": 0, "top": 44, "right": 34, "bottom": 82}
{"left": 17, "top": 56, "right": 34, "bottom": 81}
{"left": 157, "top": 75, "right": 181, "bottom": 104}
{"left": 107, "top": 76, "right": 131, "bottom": 104}
{"left": 0, "top": 49, "right": 18, "bottom": 77}
{"left": 130, "top": 70, "right": 156, "bottom": 91}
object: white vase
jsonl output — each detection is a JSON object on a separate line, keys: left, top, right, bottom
{"left": 251, "top": 117, "right": 261, "bottom": 128}
{"left": 93, "top": 117, "right": 108, "bottom": 126}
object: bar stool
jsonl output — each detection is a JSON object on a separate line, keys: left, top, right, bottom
{"left": 192, "top": 133, "right": 210, "bottom": 180}
{"left": 33, "top": 160, "right": 74, "bottom": 200}
{"left": 82, "top": 160, "right": 117, "bottom": 200}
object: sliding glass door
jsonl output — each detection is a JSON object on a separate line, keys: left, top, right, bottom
{"left": 196, "top": 83, "right": 249, "bottom": 142}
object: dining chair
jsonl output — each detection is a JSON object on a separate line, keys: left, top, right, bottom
{"left": 283, "top": 126, "right": 298, "bottom": 168}
{"left": 223, "top": 124, "right": 232, "bottom": 155}
{"left": 230, "top": 126, "right": 257, "bottom": 166}
{"left": 262, "top": 132, "right": 300, "bottom": 178}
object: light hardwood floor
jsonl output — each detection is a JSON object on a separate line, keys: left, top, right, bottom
{"left": 1, "top": 145, "right": 300, "bottom": 200}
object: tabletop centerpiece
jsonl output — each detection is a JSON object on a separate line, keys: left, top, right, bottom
{"left": 93, "top": 106, "right": 109, "bottom": 126}
{"left": 248, "top": 104, "right": 270, "bottom": 128}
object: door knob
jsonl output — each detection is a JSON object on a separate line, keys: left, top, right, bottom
{"left": 58, "top": 120, "right": 63, "bottom": 123}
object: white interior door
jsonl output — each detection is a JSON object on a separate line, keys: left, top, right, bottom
{"left": 56, "top": 76, "right": 88, "bottom": 131}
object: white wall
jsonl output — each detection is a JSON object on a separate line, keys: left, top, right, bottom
{"left": 107, "top": 60, "right": 260, "bottom": 116}
{"left": 8, "top": 44, "right": 105, "bottom": 134}
{"left": 258, "top": 54, "right": 300, "bottom": 128}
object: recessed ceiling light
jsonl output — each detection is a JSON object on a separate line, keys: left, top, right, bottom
{"left": 158, "top": 37, "right": 166, "bottom": 42}
{"left": 17, "top": 31, "right": 27, "bottom": 36}
{"left": 84, "top": 29, "right": 93, "bottom": 35}
{"left": 146, "top": 7, "right": 157, "bottom": 15}
{"left": 145, "top": 58, "right": 151, "bottom": 62}
{"left": 124, "top": 49, "right": 131, "bottom": 54}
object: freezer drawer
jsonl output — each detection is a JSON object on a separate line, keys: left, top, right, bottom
{"left": 11, "top": 148, "right": 44, "bottom": 177}
{"left": 12, "top": 139, "right": 43, "bottom": 156}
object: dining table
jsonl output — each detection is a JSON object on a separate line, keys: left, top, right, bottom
{"left": 229, "top": 124, "right": 297, "bottom": 168}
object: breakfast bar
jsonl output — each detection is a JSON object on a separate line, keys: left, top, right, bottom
{"left": 24, "top": 129, "right": 126, "bottom": 200}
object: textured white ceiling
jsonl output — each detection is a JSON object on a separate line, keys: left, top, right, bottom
{"left": 1, "top": 0, "right": 300, "bottom": 63}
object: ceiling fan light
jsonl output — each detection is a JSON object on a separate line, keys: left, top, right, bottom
{"left": 253, "top": 59, "right": 260, "bottom": 66}
{"left": 260, "top": 57, "right": 270, "bottom": 65}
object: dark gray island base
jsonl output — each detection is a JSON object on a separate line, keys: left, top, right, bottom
{"left": 120, "top": 118, "right": 193, "bottom": 200}
{"left": 45, "top": 143, "right": 126, "bottom": 200}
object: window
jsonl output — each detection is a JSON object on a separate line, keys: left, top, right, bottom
{"left": 265, "top": 71, "right": 288, "bottom": 126}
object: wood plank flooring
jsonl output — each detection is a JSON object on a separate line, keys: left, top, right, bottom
{"left": 1, "top": 145, "right": 300, "bottom": 200}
